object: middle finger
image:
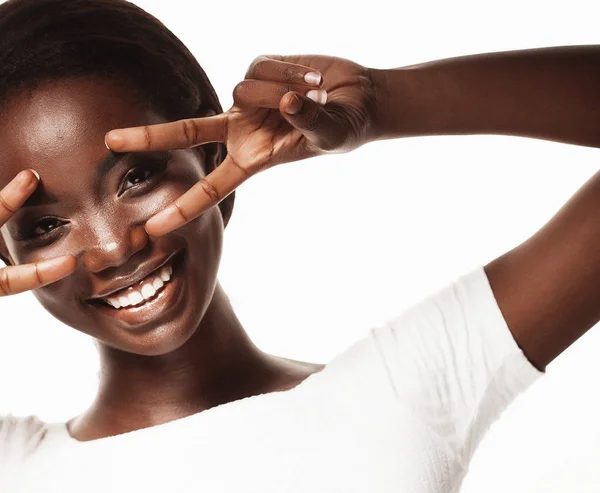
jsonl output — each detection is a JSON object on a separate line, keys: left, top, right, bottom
{"left": 233, "top": 80, "right": 328, "bottom": 109}
{"left": 246, "top": 55, "right": 323, "bottom": 86}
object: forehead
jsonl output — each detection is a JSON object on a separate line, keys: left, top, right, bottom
{"left": 0, "top": 76, "right": 162, "bottom": 186}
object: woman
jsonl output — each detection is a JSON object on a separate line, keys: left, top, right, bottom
{"left": 0, "top": 0, "right": 599, "bottom": 491}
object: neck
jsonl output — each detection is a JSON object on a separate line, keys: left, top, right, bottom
{"left": 87, "top": 282, "right": 278, "bottom": 432}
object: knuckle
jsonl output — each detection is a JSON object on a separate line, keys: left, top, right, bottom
{"left": 34, "top": 262, "right": 43, "bottom": 285}
{"left": 0, "top": 193, "right": 16, "bottom": 214}
{"left": 142, "top": 126, "right": 152, "bottom": 149}
{"left": 0, "top": 268, "right": 11, "bottom": 296}
{"left": 232, "top": 81, "right": 247, "bottom": 103}
{"left": 172, "top": 202, "right": 188, "bottom": 223}
{"left": 179, "top": 120, "right": 198, "bottom": 147}
{"left": 251, "top": 58, "right": 268, "bottom": 78}
{"left": 279, "top": 85, "right": 293, "bottom": 97}
{"left": 304, "top": 107, "right": 321, "bottom": 133}
{"left": 199, "top": 178, "right": 221, "bottom": 205}
{"left": 246, "top": 56, "right": 267, "bottom": 78}
{"left": 282, "top": 66, "right": 297, "bottom": 82}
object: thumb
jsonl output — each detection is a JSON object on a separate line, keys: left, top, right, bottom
{"left": 279, "top": 91, "right": 346, "bottom": 151}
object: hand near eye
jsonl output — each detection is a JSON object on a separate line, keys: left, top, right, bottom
{"left": 0, "top": 170, "right": 76, "bottom": 296}
{"left": 105, "top": 55, "right": 378, "bottom": 236}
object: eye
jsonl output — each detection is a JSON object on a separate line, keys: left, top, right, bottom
{"left": 122, "top": 165, "right": 155, "bottom": 191}
{"left": 31, "top": 218, "right": 65, "bottom": 237}
{"left": 118, "top": 154, "right": 170, "bottom": 196}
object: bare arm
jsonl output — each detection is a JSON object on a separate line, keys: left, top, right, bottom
{"left": 371, "top": 45, "right": 600, "bottom": 148}
{"left": 484, "top": 170, "right": 600, "bottom": 371}
{"left": 106, "top": 46, "right": 600, "bottom": 371}
{"left": 370, "top": 46, "right": 600, "bottom": 369}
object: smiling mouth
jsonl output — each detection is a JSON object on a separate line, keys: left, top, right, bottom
{"left": 88, "top": 251, "right": 184, "bottom": 311}
{"left": 103, "top": 263, "right": 173, "bottom": 309}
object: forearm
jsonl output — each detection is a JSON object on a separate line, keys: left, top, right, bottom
{"left": 370, "top": 46, "right": 600, "bottom": 147}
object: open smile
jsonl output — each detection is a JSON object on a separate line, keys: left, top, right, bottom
{"left": 87, "top": 250, "right": 186, "bottom": 330}
{"left": 102, "top": 263, "right": 173, "bottom": 309}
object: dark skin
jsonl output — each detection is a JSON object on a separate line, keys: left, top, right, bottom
{"left": 1, "top": 46, "right": 600, "bottom": 441}
{"left": 107, "top": 47, "right": 600, "bottom": 371}
{"left": 0, "top": 77, "right": 323, "bottom": 442}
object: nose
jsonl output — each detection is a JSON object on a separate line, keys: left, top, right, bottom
{"left": 81, "top": 223, "right": 149, "bottom": 273}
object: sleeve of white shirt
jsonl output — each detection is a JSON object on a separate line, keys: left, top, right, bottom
{"left": 367, "top": 265, "right": 543, "bottom": 464}
{"left": 0, "top": 414, "right": 47, "bottom": 475}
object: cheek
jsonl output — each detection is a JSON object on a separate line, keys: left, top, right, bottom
{"left": 32, "top": 274, "right": 86, "bottom": 331}
{"left": 130, "top": 152, "right": 205, "bottom": 220}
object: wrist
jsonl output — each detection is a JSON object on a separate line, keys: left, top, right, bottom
{"left": 368, "top": 67, "right": 398, "bottom": 141}
{"left": 368, "top": 66, "right": 441, "bottom": 141}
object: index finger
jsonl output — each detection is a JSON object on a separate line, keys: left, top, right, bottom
{"left": 0, "top": 255, "right": 77, "bottom": 297}
{"left": 0, "top": 170, "right": 40, "bottom": 227}
{"left": 145, "top": 154, "right": 250, "bottom": 236}
{"left": 105, "top": 113, "right": 229, "bottom": 153}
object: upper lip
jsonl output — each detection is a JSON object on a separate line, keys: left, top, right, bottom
{"left": 87, "top": 251, "right": 179, "bottom": 301}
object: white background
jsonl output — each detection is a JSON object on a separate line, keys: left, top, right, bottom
{"left": 1, "top": 0, "right": 600, "bottom": 491}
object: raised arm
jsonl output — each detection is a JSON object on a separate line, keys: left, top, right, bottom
{"left": 371, "top": 45, "right": 600, "bottom": 148}
{"left": 481, "top": 171, "right": 600, "bottom": 371}
{"left": 369, "top": 47, "right": 600, "bottom": 370}
{"left": 106, "top": 47, "right": 600, "bottom": 369}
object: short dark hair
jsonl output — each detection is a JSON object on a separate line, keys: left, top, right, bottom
{"left": 0, "top": 0, "right": 234, "bottom": 226}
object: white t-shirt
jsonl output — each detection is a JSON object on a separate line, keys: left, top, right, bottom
{"left": 0, "top": 265, "right": 542, "bottom": 493}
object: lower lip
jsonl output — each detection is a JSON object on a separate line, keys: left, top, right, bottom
{"left": 92, "top": 253, "right": 186, "bottom": 331}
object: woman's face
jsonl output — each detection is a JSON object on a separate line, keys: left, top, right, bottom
{"left": 0, "top": 77, "right": 224, "bottom": 356}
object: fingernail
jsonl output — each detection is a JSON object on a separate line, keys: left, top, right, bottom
{"left": 28, "top": 169, "right": 40, "bottom": 182}
{"left": 304, "top": 72, "right": 322, "bottom": 86}
{"left": 285, "top": 94, "right": 303, "bottom": 115}
{"left": 105, "top": 131, "right": 123, "bottom": 151}
{"left": 306, "top": 89, "right": 327, "bottom": 105}
{"left": 145, "top": 206, "right": 183, "bottom": 236}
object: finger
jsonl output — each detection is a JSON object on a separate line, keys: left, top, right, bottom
{"left": 0, "top": 169, "right": 40, "bottom": 227}
{"left": 233, "top": 80, "right": 328, "bottom": 109}
{"left": 279, "top": 91, "right": 347, "bottom": 151}
{"left": 105, "top": 114, "right": 228, "bottom": 152}
{"left": 145, "top": 154, "right": 250, "bottom": 236}
{"left": 246, "top": 55, "right": 323, "bottom": 86}
{"left": 0, "top": 255, "right": 77, "bottom": 297}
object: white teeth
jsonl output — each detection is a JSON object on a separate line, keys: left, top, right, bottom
{"left": 159, "top": 267, "right": 172, "bottom": 282}
{"left": 102, "top": 263, "right": 174, "bottom": 309}
{"left": 141, "top": 283, "right": 156, "bottom": 299}
{"left": 107, "top": 297, "right": 121, "bottom": 309}
{"left": 128, "top": 291, "right": 143, "bottom": 306}
{"left": 119, "top": 295, "right": 131, "bottom": 308}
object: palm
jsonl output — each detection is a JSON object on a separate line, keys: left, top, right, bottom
{"left": 224, "top": 105, "right": 304, "bottom": 172}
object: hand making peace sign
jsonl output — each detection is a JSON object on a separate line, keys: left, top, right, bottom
{"left": 0, "top": 171, "right": 76, "bottom": 296}
{"left": 105, "top": 55, "right": 379, "bottom": 236}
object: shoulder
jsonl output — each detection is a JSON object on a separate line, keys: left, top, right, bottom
{"left": 0, "top": 414, "right": 49, "bottom": 464}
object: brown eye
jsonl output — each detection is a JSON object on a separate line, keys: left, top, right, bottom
{"left": 32, "top": 218, "right": 64, "bottom": 237}
{"left": 123, "top": 166, "right": 154, "bottom": 191}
